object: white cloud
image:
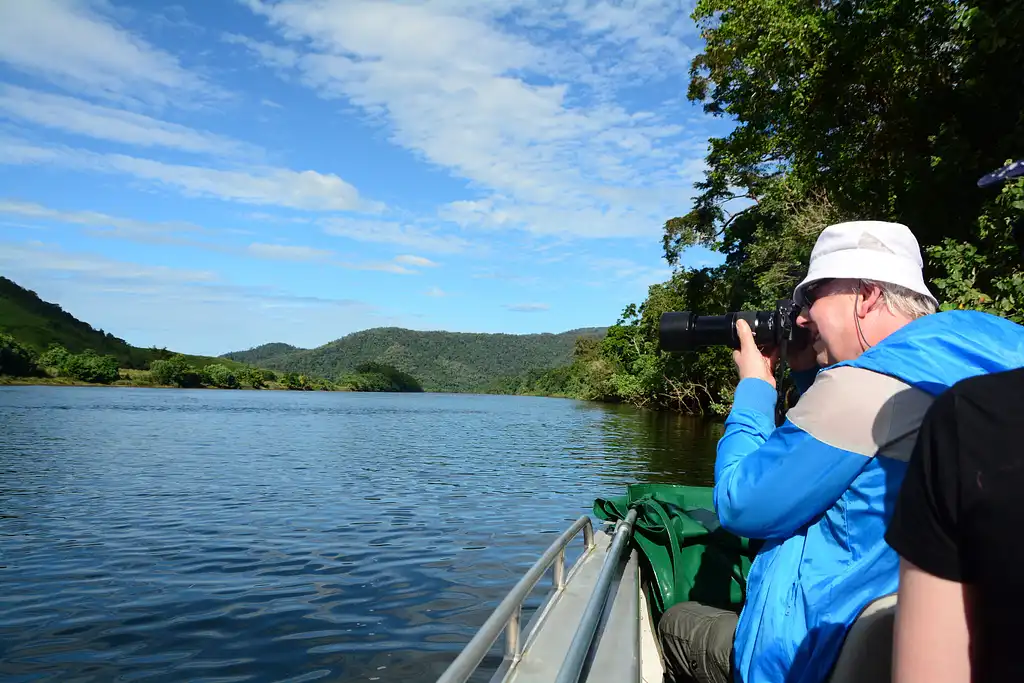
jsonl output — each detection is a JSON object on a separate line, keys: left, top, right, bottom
{"left": 0, "top": 240, "right": 216, "bottom": 284}
{"left": 394, "top": 254, "right": 438, "bottom": 268}
{"left": 236, "top": 0, "right": 710, "bottom": 239}
{"left": 0, "top": 0, "right": 219, "bottom": 106}
{"left": 424, "top": 286, "right": 447, "bottom": 297}
{"left": 0, "top": 140, "right": 383, "bottom": 213}
{"left": 246, "top": 242, "right": 334, "bottom": 262}
{"left": 0, "top": 85, "right": 254, "bottom": 156}
{"left": 321, "top": 217, "right": 472, "bottom": 254}
{"left": 0, "top": 199, "right": 203, "bottom": 235}
{"left": 0, "top": 200, "right": 430, "bottom": 275}
{"left": 504, "top": 302, "right": 550, "bottom": 312}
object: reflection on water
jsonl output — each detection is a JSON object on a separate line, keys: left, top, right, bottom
{"left": 0, "top": 387, "right": 721, "bottom": 682}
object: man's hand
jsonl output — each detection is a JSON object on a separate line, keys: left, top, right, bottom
{"left": 733, "top": 318, "right": 778, "bottom": 387}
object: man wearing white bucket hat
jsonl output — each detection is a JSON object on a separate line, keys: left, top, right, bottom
{"left": 659, "top": 219, "right": 1024, "bottom": 683}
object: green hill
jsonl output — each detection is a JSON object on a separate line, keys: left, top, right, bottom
{"left": 0, "top": 276, "right": 246, "bottom": 371}
{"left": 222, "top": 326, "right": 608, "bottom": 393}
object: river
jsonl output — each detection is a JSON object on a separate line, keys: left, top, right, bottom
{"left": 0, "top": 387, "right": 723, "bottom": 682}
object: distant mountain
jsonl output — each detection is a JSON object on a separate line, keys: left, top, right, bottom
{"left": 223, "top": 326, "right": 609, "bottom": 393}
{"left": 223, "top": 342, "right": 302, "bottom": 366}
{"left": 0, "top": 276, "right": 246, "bottom": 371}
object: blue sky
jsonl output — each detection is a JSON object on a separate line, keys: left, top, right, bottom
{"left": 0, "top": 0, "right": 729, "bottom": 356}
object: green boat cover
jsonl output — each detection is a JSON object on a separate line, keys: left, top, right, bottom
{"left": 594, "top": 483, "right": 760, "bottom": 623}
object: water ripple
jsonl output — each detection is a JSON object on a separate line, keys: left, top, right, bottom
{"left": 0, "top": 387, "right": 719, "bottom": 682}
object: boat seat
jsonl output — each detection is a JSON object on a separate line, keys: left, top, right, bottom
{"left": 827, "top": 593, "right": 898, "bottom": 683}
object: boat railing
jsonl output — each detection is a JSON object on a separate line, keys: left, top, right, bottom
{"left": 435, "top": 515, "right": 597, "bottom": 683}
{"left": 436, "top": 508, "right": 640, "bottom": 683}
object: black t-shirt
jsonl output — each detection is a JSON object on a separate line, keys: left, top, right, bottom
{"left": 886, "top": 366, "right": 1024, "bottom": 681}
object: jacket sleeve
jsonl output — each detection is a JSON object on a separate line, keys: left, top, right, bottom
{"left": 713, "top": 371, "right": 879, "bottom": 539}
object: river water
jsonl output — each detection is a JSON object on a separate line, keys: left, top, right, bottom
{"left": 0, "top": 387, "right": 722, "bottom": 683}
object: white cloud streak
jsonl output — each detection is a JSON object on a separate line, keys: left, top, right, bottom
{"left": 0, "top": 0, "right": 219, "bottom": 106}
{"left": 0, "top": 85, "right": 254, "bottom": 156}
{"left": 504, "top": 302, "right": 550, "bottom": 312}
{"left": 321, "top": 217, "right": 472, "bottom": 254}
{"left": 394, "top": 254, "right": 438, "bottom": 268}
{"left": 0, "top": 140, "right": 382, "bottom": 213}
{"left": 246, "top": 242, "right": 334, "bottom": 262}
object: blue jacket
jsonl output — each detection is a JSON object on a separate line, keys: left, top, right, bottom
{"left": 716, "top": 310, "right": 1024, "bottom": 683}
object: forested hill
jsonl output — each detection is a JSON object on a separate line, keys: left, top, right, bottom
{"left": 0, "top": 276, "right": 247, "bottom": 371}
{"left": 0, "top": 276, "right": 160, "bottom": 368}
{"left": 222, "top": 326, "right": 608, "bottom": 393}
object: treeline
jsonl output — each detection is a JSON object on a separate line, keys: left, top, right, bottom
{"left": 503, "top": 0, "right": 1024, "bottom": 416}
{"left": 0, "top": 338, "right": 423, "bottom": 393}
{"left": 222, "top": 327, "right": 606, "bottom": 393}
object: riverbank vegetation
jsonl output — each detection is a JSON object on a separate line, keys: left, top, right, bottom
{"left": 0, "top": 336, "right": 423, "bottom": 393}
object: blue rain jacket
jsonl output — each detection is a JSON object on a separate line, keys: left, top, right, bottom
{"left": 716, "top": 310, "right": 1024, "bottom": 683}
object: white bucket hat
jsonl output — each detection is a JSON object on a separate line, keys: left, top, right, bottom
{"left": 793, "top": 220, "right": 938, "bottom": 307}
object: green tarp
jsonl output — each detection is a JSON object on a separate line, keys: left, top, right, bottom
{"left": 593, "top": 483, "right": 760, "bottom": 623}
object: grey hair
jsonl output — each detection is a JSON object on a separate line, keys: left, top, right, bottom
{"left": 858, "top": 279, "right": 937, "bottom": 320}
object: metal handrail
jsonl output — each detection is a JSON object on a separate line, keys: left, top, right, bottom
{"left": 553, "top": 508, "right": 638, "bottom": 683}
{"left": 435, "top": 515, "right": 597, "bottom": 683}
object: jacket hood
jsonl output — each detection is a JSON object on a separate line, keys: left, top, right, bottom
{"left": 835, "top": 310, "right": 1024, "bottom": 396}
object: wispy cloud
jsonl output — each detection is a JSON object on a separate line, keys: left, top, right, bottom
{"left": 0, "top": 85, "right": 255, "bottom": 157}
{"left": 246, "top": 242, "right": 334, "bottom": 262}
{"left": 0, "top": 139, "right": 383, "bottom": 213}
{"left": 504, "top": 302, "right": 550, "bottom": 312}
{"left": 0, "top": 239, "right": 217, "bottom": 284}
{"left": 0, "top": 200, "right": 431, "bottom": 275}
{"left": 234, "top": 0, "right": 710, "bottom": 240}
{"left": 394, "top": 254, "right": 438, "bottom": 268}
{"left": 0, "top": 199, "right": 205, "bottom": 236}
{"left": 321, "top": 217, "right": 472, "bottom": 254}
{"left": 0, "top": 0, "right": 221, "bottom": 106}
{"left": 424, "top": 286, "right": 447, "bottom": 297}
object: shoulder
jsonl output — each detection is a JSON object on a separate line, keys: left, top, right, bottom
{"left": 788, "top": 366, "right": 933, "bottom": 457}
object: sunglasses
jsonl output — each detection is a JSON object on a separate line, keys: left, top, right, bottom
{"left": 799, "top": 278, "right": 836, "bottom": 309}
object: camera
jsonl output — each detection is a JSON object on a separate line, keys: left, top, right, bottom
{"left": 659, "top": 299, "right": 810, "bottom": 352}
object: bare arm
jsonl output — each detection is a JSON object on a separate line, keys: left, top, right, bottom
{"left": 892, "top": 558, "right": 971, "bottom": 683}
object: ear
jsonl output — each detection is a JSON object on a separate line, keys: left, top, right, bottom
{"left": 856, "top": 281, "right": 883, "bottom": 318}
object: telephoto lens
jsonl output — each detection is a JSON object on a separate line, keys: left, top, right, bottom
{"left": 659, "top": 311, "right": 779, "bottom": 351}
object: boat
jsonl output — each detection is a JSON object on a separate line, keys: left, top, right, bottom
{"left": 434, "top": 490, "right": 898, "bottom": 683}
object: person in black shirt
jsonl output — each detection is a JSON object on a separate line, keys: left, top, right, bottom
{"left": 885, "top": 366, "right": 1024, "bottom": 682}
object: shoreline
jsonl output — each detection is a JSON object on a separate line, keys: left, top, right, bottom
{"left": 0, "top": 376, "right": 353, "bottom": 392}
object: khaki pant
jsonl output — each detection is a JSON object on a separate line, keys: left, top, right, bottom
{"left": 658, "top": 602, "right": 738, "bottom": 683}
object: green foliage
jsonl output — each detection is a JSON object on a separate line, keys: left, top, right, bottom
{"left": 926, "top": 177, "right": 1024, "bottom": 323}
{"left": 201, "top": 364, "right": 239, "bottom": 389}
{"left": 281, "top": 372, "right": 312, "bottom": 391}
{"left": 59, "top": 349, "right": 120, "bottom": 384}
{"left": 39, "top": 344, "right": 72, "bottom": 370}
{"left": 340, "top": 362, "right": 424, "bottom": 392}
{"left": 149, "top": 355, "right": 203, "bottom": 388}
{"left": 223, "top": 327, "right": 607, "bottom": 393}
{"left": 239, "top": 366, "right": 268, "bottom": 389}
{"left": 0, "top": 333, "right": 40, "bottom": 377}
